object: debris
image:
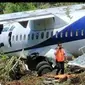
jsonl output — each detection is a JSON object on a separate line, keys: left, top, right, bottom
{"left": 68, "top": 54, "right": 85, "bottom": 68}
{"left": 9, "top": 56, "right": 22, "bottom": 72}
{"left": 5, "top": 80, "right": 25, "bottom": 85}
{"left": 70, "top": 76, "right": 80, "bottom": 84}
{"left": 0, "top": 54, "right": 85, "bottom": 85}
{"left": 0, "top": 55, "right": 32, "bottom": 81}
{"left": 43, "top": 80, "right": 53, "bottom": 85}
{"left": 43, "top": 73, "right": 76, "bottom": 84}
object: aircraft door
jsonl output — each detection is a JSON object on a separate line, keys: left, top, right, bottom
{"left": 0, "top": 32, "right": 12, "bottom": 53}
{"left": 3, "top": 32, "right": 12, "bottom": 47}
{"left": 8, "top": 32, "right": 12, "bottom": 47}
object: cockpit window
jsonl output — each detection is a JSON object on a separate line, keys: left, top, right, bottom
{"left": 3, "top": 25, "right": 15, "bottom": 32}
{"left": 9, "top": 26, "right": 15, "bottom": 31}
{"left": 2, "top": 27, "right": 9, "bottom": 32}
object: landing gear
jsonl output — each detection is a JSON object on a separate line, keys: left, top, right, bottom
{"left": 36, "top": 61, "right": 49, "bottom": 71}
{"left": 27, "top": 53, "right": 53, "bottom": 76}
{"left": 36, "top": 61, "right": 52, "bottom": 76}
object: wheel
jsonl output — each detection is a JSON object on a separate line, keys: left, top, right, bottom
{"left": 37, "top": 64, "right": 52, "bottom": 76}
{"left": 36, "top": 61, "right": 49, "bottom": 71}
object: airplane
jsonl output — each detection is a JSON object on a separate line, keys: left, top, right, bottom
{"left": 0, "top": 3, "right": 85, "bottom": 76}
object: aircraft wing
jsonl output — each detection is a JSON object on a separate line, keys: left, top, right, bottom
{"left": 0, "top": 13, "right": 54, "bottom": 24}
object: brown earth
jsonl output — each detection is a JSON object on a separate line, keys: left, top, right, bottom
{"left": 1, "top": 71, "right": 85, "bottom": 85}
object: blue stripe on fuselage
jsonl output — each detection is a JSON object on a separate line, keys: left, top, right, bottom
{"left": 25, "top": 16, "right": 85, "bottom": 48}
{"left": 4, "top": 16, "right": 85, "bottom": 54}
{"left": 54, "top": 16, "right": 85, "bottom": 44}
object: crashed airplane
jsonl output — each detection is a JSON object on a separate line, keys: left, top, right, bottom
{"left": 0, "top": 4, "right": 85, "bottom": 76}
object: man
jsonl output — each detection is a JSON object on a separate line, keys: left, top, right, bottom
{"left": 54, "top": 43, "right": 66, "bottom": 75}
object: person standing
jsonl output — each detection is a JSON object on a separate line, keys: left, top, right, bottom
{"left": 54, "top": 43, "right": 66, "bottom": 75}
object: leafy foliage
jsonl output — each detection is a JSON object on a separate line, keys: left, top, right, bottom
{"left": 3, "top": 3, "right": 36, "bottom": 14}
{"left": 0, "top": 2, "right": 83, "bottom": 14}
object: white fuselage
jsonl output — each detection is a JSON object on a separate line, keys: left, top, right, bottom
{"left": 0, "top": 4, "right": 85, "bottom": 59}
{"left": 0, "top": 19, "right": 85, "bottom": 59}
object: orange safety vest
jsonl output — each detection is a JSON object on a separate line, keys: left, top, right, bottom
{"left": 55, "top": 48, "right": 65, "bottom": 62}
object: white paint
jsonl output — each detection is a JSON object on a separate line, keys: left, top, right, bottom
{"left": 0, "top": 4, "right": 85, "bottom": 62}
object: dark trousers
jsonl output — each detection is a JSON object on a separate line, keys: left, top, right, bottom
{"left": 56, "top": 61, "right": 64, "bottom": 75}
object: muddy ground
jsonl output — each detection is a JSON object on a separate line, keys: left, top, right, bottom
{"left": 0, "top": 56, "right": 85, "bottom": 85}
{"left": 1, "top": 69, "right": 85, "bottom": 85}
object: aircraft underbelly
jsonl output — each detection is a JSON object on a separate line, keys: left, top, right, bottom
{"left": 63, "top": 39, "right": 85, "bottom": 56}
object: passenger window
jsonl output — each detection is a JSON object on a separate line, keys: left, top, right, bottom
{"left": 76, "top": 30, "right": 78, "bottom": 36}
{"left": 70, "top": 31, "right": 73, "bottom": 37}
{"left": 60, "top": 32, "right": 63, "bottom": 38}
{"left": 20, "top": 35, "right": 22, "bottom": 40}
{"left": 16, "top": 35, "right": 18, "bottom": 41}
{"left": 36, "top": 33, "right": 39, "bottom": 39}
{"left": 24, "top": 34, "right": 26, "bottom": 40}
{"left": 28, "top": 34, "right": 30, "bottom": 40}
{"left": 53, "top": 17, "right": 55, "bottom": 21}
{"left": 51, "top": 31, "right": 53, "bottom": 37}
{"left": 65, "top": 32, "right": 68, "bottom": 37}
{"left": 12, "top": 35, "right": 14, "bottom": 41}
{"left": 32, "top": 33, "right": 34, "bottom": 40}
{"left": 46, "top": 32, "right": 49, "bottom": 38}
{"left": 56, "top": 31, "right": 58, "bottom": 38}
{"left": 41, "top": 32, "right": 44, "bottom": 39}
{"left": 81, "top": 29, "right": 84, "bottom": 36}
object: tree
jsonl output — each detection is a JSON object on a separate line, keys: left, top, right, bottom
{"left": 0, "top": 3, "right": 6, "bottom": 14}
{"left": 4, "top": 3, "right": 36, "bottom": 14}
{"left": 0, "top": 2, "right": 81, "bottom": 14}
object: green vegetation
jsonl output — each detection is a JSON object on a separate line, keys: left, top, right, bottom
{"left": 4, "top": 3, "right": 36, "bottom": 14}
{"left": 65, "top": 6, "right": 73, "bottom": 20}
{"left": 0, "top": 54, "right": 24, "bottom": 81}
{"left": 0, "top": 2, "right": 84, "bottom": 14}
